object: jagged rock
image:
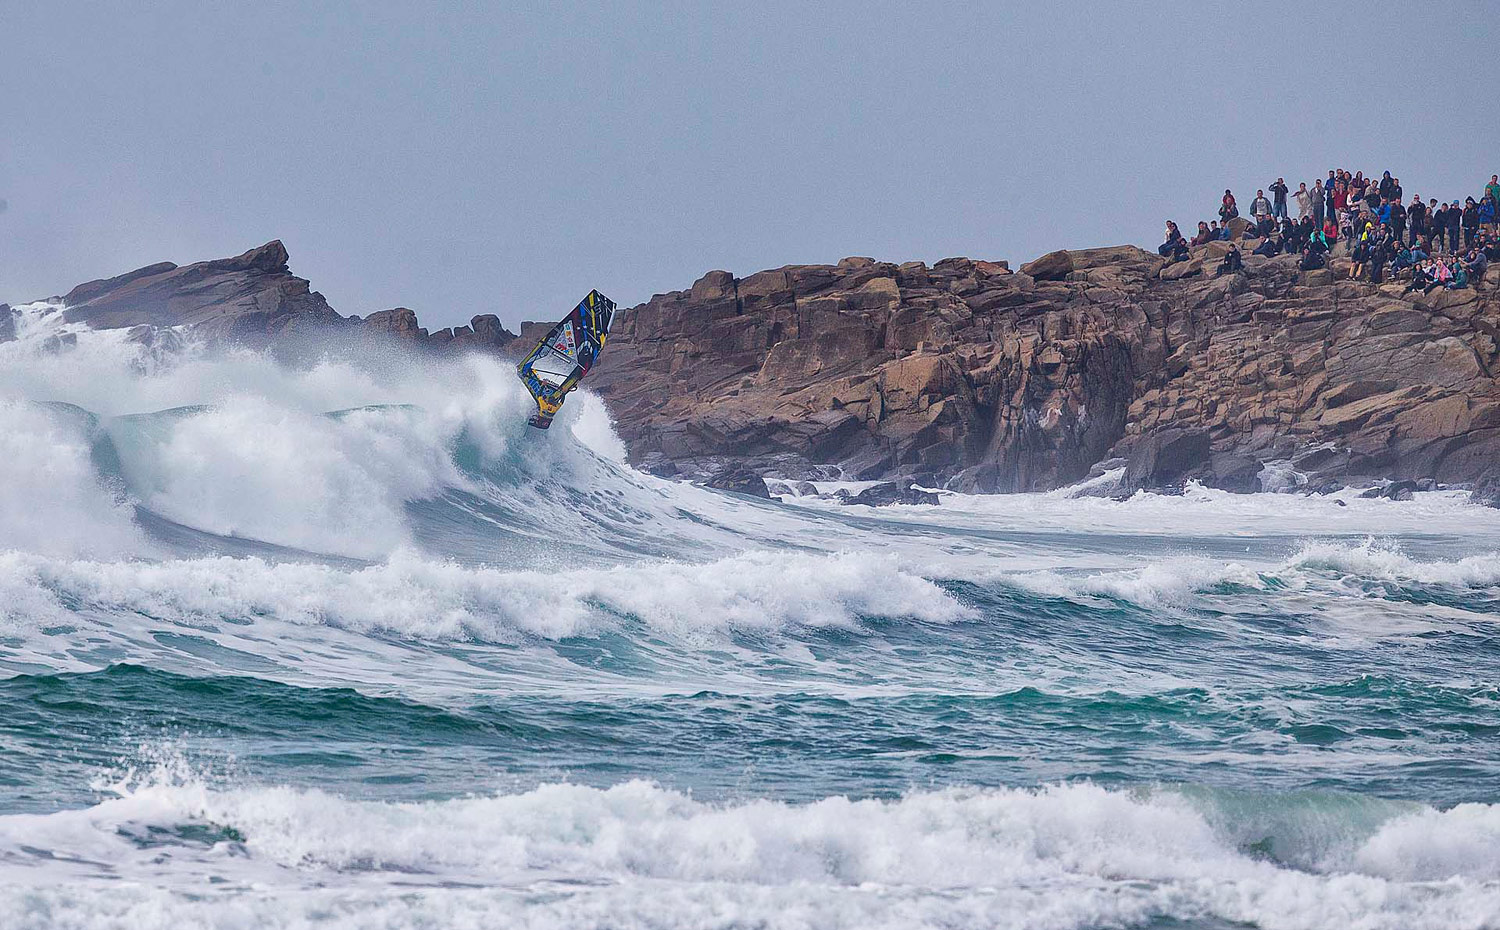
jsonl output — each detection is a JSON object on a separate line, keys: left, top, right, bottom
{"left": 58, "top": 241, "right": 341, "bottom": 343}
{"left": 1087, "top": 456, "right": 1128, "bottom": 478}
{"left": 1384, "top": 479, "right": 1419, "bottom": 501}
{"left": 842, "top": 480, "right": 940, "bottom": 507}
{"left": 704, "top": 465, "right": 770, "bottom": 499}
{"left": 48, "top": 243, "right": 513, "bottom": 355}
{"left": 363, "top": 307, "right": 426, "bottom": 340}
{"left": 1471, "top": 469, "right": 1500, "bottom": 508}
{"left": 0, "top": 304, "right": 13, "bottom": 343}
{"left": 1123, "top": 429, "right": 1211, "bottom": 493}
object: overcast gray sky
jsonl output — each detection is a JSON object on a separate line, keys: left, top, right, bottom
{"left": 4, "top": 1, "right": 1497, "bottom": 329}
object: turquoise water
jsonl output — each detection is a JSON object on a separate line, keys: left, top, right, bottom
{"left": 0, "top": 315, "right": 1498, "bottom": 928}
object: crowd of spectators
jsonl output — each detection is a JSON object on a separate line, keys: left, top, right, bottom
{"left": 1159, "top": 170, "right": 1500, "bottom": 289}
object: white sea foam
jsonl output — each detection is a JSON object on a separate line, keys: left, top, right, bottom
{"left": 1, "top": 761, "right": 1496, "bottom": 930}
{"left": 996, "top": 538, "right": 1500, "bottom": 611}
{"left": 0, "top": 549, "right": 972, "bottom": 644}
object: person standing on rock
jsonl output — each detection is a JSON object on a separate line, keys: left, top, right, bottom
{"left": 1295, "top": 182, "right": 1312, "bottom": 220}
{"left": 1480, "top": 194, "right": 1497, "bottom": 237}
{"left": 1448, "top": 201, "right": 1465, "bottom": 255}
{"left": 1430, "top": 200, "right": 1447, "bottom": 252}
{"left": 1311, "top": 180, "right": 1326, "bottom": 227}
{"left": 1486, "top": 176, "right": 1500, "bottom": 215}
{"left": 1270, "top": 178, "right": 1290, "bottom": 221}
{"left": 1389, "top": 197, "right": 1407, "bottom": 247}
{"left": 1408, "top": 195, "right": 1427, "bottom": 247}
{"left": 1462, "top": 198, "right": 1481, "bottom": 251}
{"left": 1250, "top": 189, "right": 1272, "bottom": 221}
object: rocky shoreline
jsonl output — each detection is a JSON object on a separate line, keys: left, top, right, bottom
{"left": 13, "top": 238, "right": 1500, "bottom": 501}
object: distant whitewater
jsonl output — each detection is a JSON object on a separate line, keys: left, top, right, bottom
{"left": 2, "top": 300, "right": 1499, "bottom": 930}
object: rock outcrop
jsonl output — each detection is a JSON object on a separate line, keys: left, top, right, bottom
{"left": 590, "top": 243, "right": 1500, "bottom": 491}
{"left": 51, "top": 241, "right": 519, "bottom": 354}
{"left": 30, "top": 239, "right": 1500, "bottom": 494}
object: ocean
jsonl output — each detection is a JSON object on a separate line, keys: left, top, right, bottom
{"left": 0, "top": 301, "right": 1497, "bottom": 929}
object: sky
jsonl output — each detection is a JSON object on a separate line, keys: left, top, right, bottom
{"left": 3, "top": 1, "right": 1497, "bottom": 329}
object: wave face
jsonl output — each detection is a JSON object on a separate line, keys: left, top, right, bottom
{"left": 2, "top": 303, "right": 1500, "bottom": 929}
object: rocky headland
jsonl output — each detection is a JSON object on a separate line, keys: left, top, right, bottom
{"left": 14, "top": 237, "right": 1500, "bottom": 498}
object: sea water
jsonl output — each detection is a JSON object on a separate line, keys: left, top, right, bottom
{"left": 0, "top": 302, "right": 1497, "bottom": 929}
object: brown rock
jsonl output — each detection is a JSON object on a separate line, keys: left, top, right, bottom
{"left": 1020, "top": 250, "right": 1074, "bottom": 281}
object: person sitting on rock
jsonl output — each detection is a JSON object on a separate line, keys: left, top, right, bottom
{"left": 1350, "top": 236, "right": 1370, "bottom": 280}
{"left": 1392, "top": 244, "right": 1417, "bottom": 275}
{"left": 1405, "top": 260, "right": 1434, "bottom": 293}
{"left": 1220, "top": 190, "right": 1239, "bottom": 223}
{"left": 1448, "top": 259, "right": 1470, "bottom": 290}
{"left": 1159, "top": 221, "right": 1190, "bottom": 259}
{"left": 1190, "top": 221, "right": 1214, "bottom": 247}
{"left": 1216, "top": 221, "right": 1231, "bottom": 241}
{"left": 1253, "top": 235, "right": 1281, "bottom": 257}
{"left": 1465, "top": 247, "right": 1489, "bottom": 287}
{"left": 1300, "top": 246, "right": 1326, "bottom": 271}
{"left": 1216, "top": 245, "right": 1244, "bottom": 276}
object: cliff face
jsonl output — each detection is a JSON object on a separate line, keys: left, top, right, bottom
{"left": 591, "top": 245, "right": 1500, "bottom": 491}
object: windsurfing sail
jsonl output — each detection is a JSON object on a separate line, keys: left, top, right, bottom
{"left": 516, "top": 289, "right": 616, "bottom": 429}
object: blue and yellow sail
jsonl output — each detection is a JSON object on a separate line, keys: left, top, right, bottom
{"left": 516, "top": 290, "right": 616, "bottom": 429}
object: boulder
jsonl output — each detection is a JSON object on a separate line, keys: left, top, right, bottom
{"left": 704, "top": 465, "right": 770, "bottom": 499}
{"left": 1020, "top": 250, "right": 1073, "bottom": 281}
{"left": 842, "top": 480, "right": 940, "bottom": 507}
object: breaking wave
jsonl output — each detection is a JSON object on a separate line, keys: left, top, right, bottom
{"left": 2, "top": 751, "right": 1497, "bottom": 930}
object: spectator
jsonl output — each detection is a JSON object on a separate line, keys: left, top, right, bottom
{"left": 1379, "top": 171, "right": 1396, "bottom": 201}
{"left": 1311, "top": 180, "right": 1326, "bottom": 227}
{"left": 1480, "top": 194, "right": 1498, "bottom": 236}
{"left": 1216, "top": 245, "right": 1243, "bottom": 276}
{"left": 1160, "top": 221, "right": 1189, "bottom": 259}
{"left": 1389, "top": 197, "right": 1407, "bottom": 245}
{"left": 1270, "top": 178, "right": 1289, "bottom": 220}
{"left": 1250, "top": 189, "right": 1272, "bottom": 220}
{"left": 1448, "top": 201, "right": 1465, "bottom": 252}
{"left": 1462, "top": 198, "right": 1481, "bottom": 250}
{"left": 1408, "top": 195, "right": 1427, "bottom": 247}
{"left": 1220, "top": 190, "right": 1239, "bottom": 224}
{"left": 1294, "top": 182, "right": 1312, "bottom": 220}
{"left": 1431, "top": 201, "right": 1448, "bottom": 252}
{"left": 1191, "top": 221, "right": 1214, "bottom": 246}
{"left": 1487, "top": 175, "right": 1500, "bottom": 213}
{"left": 1449, "top": 259, "right": 1470, "bottom": 290}
{"left": 1467, "top": 247, "right": 1489, "bottom": 286}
